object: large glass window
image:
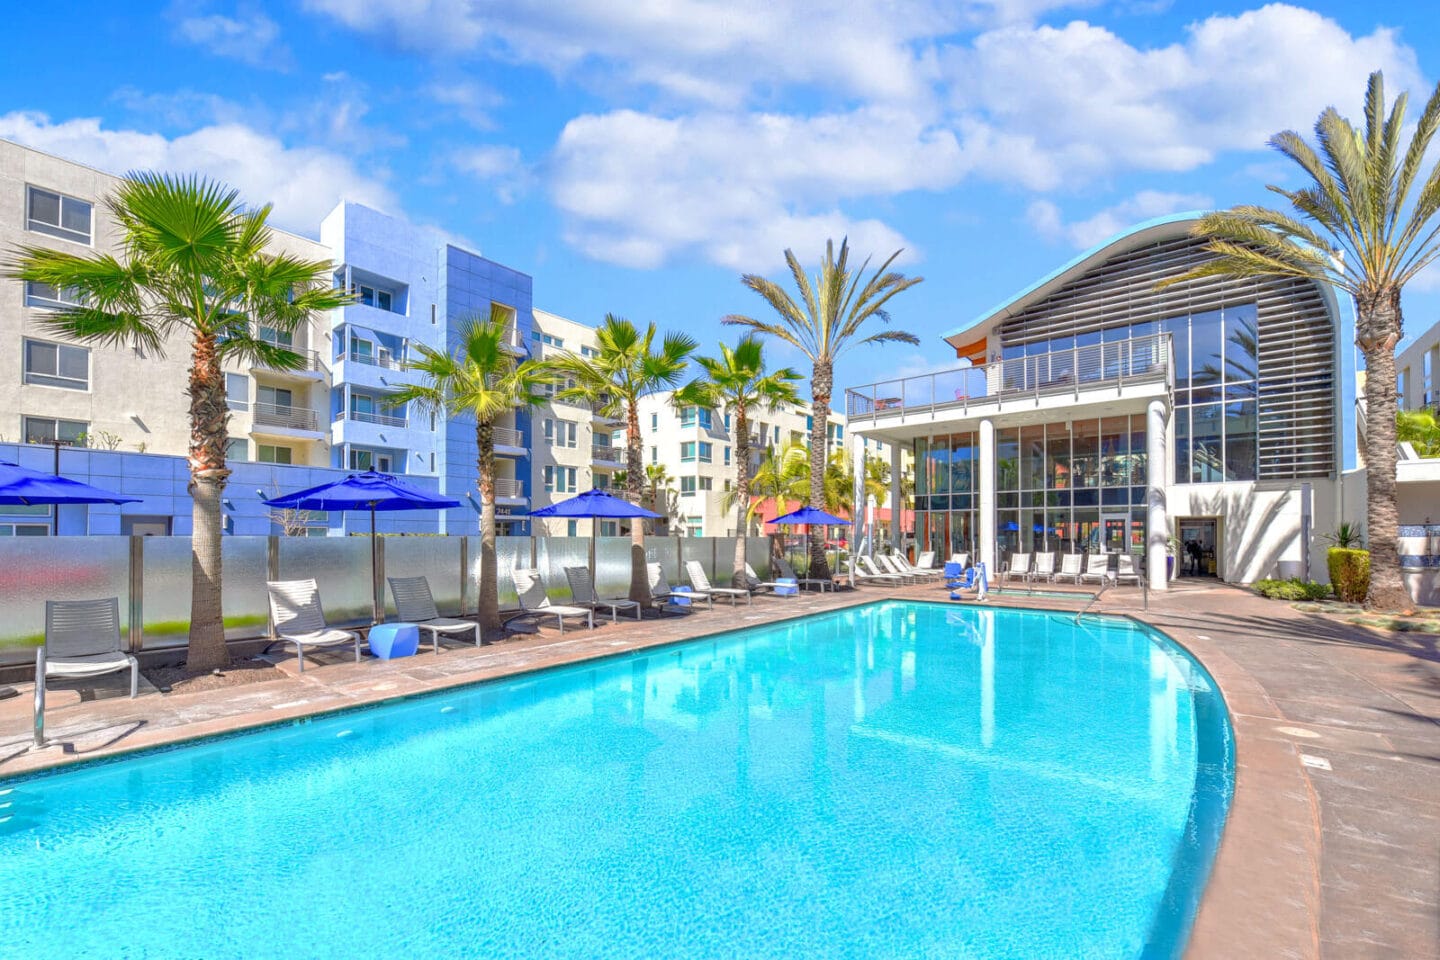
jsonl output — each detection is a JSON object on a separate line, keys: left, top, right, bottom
{"left": 23, "top": 416, "right": 88, "bottom": 446}
{"left": 23, "top": 339, "right": 89, "bottom": 390}
{"left": 27, "top": 186, "right": 92, "bottom": 244}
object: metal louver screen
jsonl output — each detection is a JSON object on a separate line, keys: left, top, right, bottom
{"left": 997, "top": 235, "right": 1337, "bottom": 479}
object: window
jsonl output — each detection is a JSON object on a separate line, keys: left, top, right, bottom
{"left": 226, "top": 373, "right": 249, "bottom": 411}
{"left": 723, "top": 446, "right": 731, "bottom": 466}
{"left": 680, "top": 406, "right": 696, "bottom": 428}
{"left": 699, "top": 477, "right": 713, "bottom": 491}
{"left": 531, "top": 331, "right": 563, "bottom": 348}
{"left": 257, "top": 325, "right": 293, "bottom": 348}
{"left": 257, "top": 385, "right": 293, "bottom": 412}
{"left": 650, "top": 446, "right": 658, "bottom": 464}
{"left": 27, "top": 186, "right": 92, "bottom": 244}
{"left": 24, "top": 282, "right": 83, "bottom": 309}
{"left": 1426, "top": 351, "right": 1434, "bottom": 407}
{"left": 581, "top": 345, "right": 597, "bottom": 358}
{"left": 567, "top": 520, "right": 578, "bottom": 537}
{"left": 681, "top": 441, "right": 696, "bottom": 462}
{"left": 544, "top": 466, "right": 577, "bottom": 493}
{"left": 226, "top": 438, "right": 249, "bottom": 461}
{"left": 698, "top": 442, "right": 713, "bottom": 463}
{"left": 543, "top": 418, "right": 577, "bottom": 448}
{"left": 23, "top": 416, "right": 87, "bottom": 446}
{"left": 724, "top": 412, "right": 731, "bottom": 431}
{"left": 685, "top": 516, "right": 703, "bottom": 537}
{"left": 0, "top": 522, "right": 49, "bottom": 537}
{"left": 651, "top": 412, "right": 658, "bottom": 433}
{"left": 258, "top": 444, "right": 293, "bottom": 464}
{"left": 1399, "top": 367, "right": 1409, "bottom": 407}
{"left": 352, "top": 282, "right": 397, "bottom": 313}
{"left": 350, "top": 449, "right": 394, "bottom": 472}
{"left": 23, "top": 339, "right": 89, "bottom": 390}
{"left": 679, "top": 407, "right": 712, "bottom": 429}
{"left": 680, "top": 477, "right": 697, "bottom": 496}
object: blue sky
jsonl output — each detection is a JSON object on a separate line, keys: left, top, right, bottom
{"left": 4, "top": 1, "right": 1439, "bottom": 396}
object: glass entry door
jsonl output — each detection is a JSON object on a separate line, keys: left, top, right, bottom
{"left": 1100, "top": 514, "right": 1128, "bottom": 553}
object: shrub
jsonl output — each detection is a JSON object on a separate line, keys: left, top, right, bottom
{"left": 1327, "top": 548, "right": 1371, "bottom": 603}
{"left": 1253, "top": 578, "right": 1332, "bottom": 601}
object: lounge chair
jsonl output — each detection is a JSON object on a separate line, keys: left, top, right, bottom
{"left": 743, "top": 562, "right": 796, "bottom": 598}
{"left": 512, "top": 568, "right": 594, "bottom": 633}
{"left": 266, "top": 579, "right": 363, "bottom": 673}
{"left": 893, "top": 554, "right": 944, "bottom": 580}
{"left": 40, "top": 597, "right": 139, "bottom": 698}
{"left": 1057, "top": 554, "right": 1084, "bottom": 583}
{"left": 1115, "top": 554, "right": 1144, "bottom": 586}
{"left": 1031, "top": 552, "right": 1056, "bottom": 582}
{"left": 648, "top": 562, "right": 714, "bottom": 610}
{"left": 916, "top": 551, "right": 938, "bottom": 569}
{"left": 872, "top": 554, "right": 916, "bottom": 582}
{"left": 565, "top": 566, "right": 641, "bottom": 622}
{"left": 775, "top": 556, "right": 833, "bottom": 592}
{"left": 949, "top": 552, "right": 970, "bottom": 568}
{"left": 854, "top": 556, "right": 905, "bottom": 584}
{"left": 388, "top": 576, "right": 481, "bottom": 650}
{"left": 1003, "top": 553, "right": 1031, "bottom": 585}
{"left": 1079, "top": 555, "right": 1114, "bottom": 585}
{"left": 686, "top": 560, "right": 751, "bottom": 606}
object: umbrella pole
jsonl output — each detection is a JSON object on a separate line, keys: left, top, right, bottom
{"left": 371, "top": 503, "right": 380, "bottom": 624}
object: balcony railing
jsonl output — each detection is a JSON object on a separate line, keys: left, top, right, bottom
{"left": 593, "top": 444, "right": 624, "bottom": 463}
{"left": 252, "top": 402, "right": 320, "bottom": 432}
{"left": 335, "top": 409, "right": 407, "bottom": 428}
{"left": 493, "top": 477, "right": 524, "bottom": 498}
{"left": 346, "top": 350, "right": 405, "bottom": 370}
{"left": 492, "top": 426, "right": 523, "bottom": 448}
{"left": 846, "top": 334, "right": 1172, "bottom": 420}
{"left": 254, "top": 349, "right": 327, "bottom": 375}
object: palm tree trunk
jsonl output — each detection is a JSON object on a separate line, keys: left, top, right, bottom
{"left": 476, "top": 420, "right": 500, "bottom": 633}
{"left": 625, "top": 400, "right": 649, "bottom": 603}
{"left": 733, "top": 405, "right": 750, "bottom": 583}
{"left": 809, "top": 361, "right": 833, "bottom": 583}
{"left": 185, "top": 333, "right": 231, "bottom": 672}
{"left": 1358, "top": 291, "right": 1408, "bottom": 609}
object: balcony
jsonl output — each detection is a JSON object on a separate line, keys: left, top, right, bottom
{"left": 593, "top": 444, "right": 625, "bottom": 467}
{"left": 494, "top": 477, "right": 525, "bottom": 501}
{"left": 845, "top": 334, "right": 1172, "bottom": 430}
{"left": 493, "top": 426, "right": 526, "bottom": 457}
{"left": 250, "top": 349, "right": 327, "bottom": 381}
{"left": 346, "top": 350, "right": 405, "bottom": 371}
{"left": 500, "top": 324, "right": 527, "bottom": 356}
{"left": 250, "top": 402, "right": 325, "bottom": 440}
{"left": 335, "top": 409, "right": 407, "bottom": 428}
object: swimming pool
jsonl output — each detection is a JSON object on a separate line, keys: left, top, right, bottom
{"left": 0, "top": 601, "right": 1231, "bottom": 959}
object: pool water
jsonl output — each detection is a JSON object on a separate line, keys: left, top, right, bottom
{"left": 0, "top": 601, "right": 1231, "bottom": 959}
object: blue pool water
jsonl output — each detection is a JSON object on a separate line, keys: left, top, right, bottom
{"left": 0, "top": 601, "right": 1232, "bottom": 959}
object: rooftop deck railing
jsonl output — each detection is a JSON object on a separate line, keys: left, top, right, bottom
{"left": 846, "top": 334, "right": 1172, "bottom": 420}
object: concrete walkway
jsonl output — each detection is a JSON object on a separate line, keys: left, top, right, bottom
{"left": 1, "top": 579, "right": 1435, "bottom": 958}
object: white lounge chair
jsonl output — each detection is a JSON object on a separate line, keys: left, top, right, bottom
{"left": 388, "top": 576, "right": 480, "bottom": 650}
{"left": 1031, "top": 552, "right": 1056, "bottom": 582}
{"left": 872, "top": 554, "right": 916, "bottom": 582}
{"left": 686, "top": 560, "right": 751, "bottom": 606}
{"left": 1079, "top": 555, "right": 1114, "bottom": 585}
{"left": 1004, "top": 553, "right": 1032, "bottom": 585}
{"left": 1057, "top": 554, "right": 1084, "bottom": 583}
{"left": 917, "top": 551, "right": 938, "bottom": 569}
{"left": 948, "top": 553, "right": 970, "bottom": 568}
{"left": 648, "top": 562, "right": 714, "bottom": 610}
{"left": 565, "top": 566, "right": 641, "bottom": 622}
{"left": 743, "top": 562, "right": 796, "bottom": 598}
{"left": 1115, "top": 554, "right": 1144, "bottom": 586}
{"left": 31, "top": 598, "right": 140, "bottom": 747}
{"left": 513, "top": 568, "right": 594, "bottom": 633}
{"left": 775, "top": 556, "right": 832, "bottom": 592}
{"left": 893, "top": 554, "right": 944, "bottom": 580}
{"left": 266, "top": 579, "right": 363, "bottom": 673}
{"left": 854, "top": 556, "right": 905, "bottom": 584}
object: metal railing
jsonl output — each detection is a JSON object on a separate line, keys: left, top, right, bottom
{"left": 252, "top": 402, "right": 320, "bottom": 432}
{"left": 254, "top": 349, "right": 327, "bottom": 375}
{"left": 846, "top": 333, "right": 1172, "bottom": 420}
{"left": 336, "top": 409, "right": 407, "bottom": 428}
{"left": 493, "top": 477, "right": 524, "bottom": 498}
{"left": 492, "top": 426, "right": 522, "bottom": 448}
{"left": 593, "top": 444, "right": 624, "bottom": 463}
{"left": 346, "top": 350, "right": 405, "bottom": 370}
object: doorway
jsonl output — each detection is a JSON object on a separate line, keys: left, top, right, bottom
{"left": 122, "top": 515, "right": 172, "bottom": 537}
{"left": 1100, "top": 513, "right": 1128, "bottom": 553}
{"left": 1176, "top": 517, "right": 1220, "bottom": 578}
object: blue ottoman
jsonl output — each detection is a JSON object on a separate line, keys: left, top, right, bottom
{"left": 368, "top": 622, "right": 419, "bottom": 659}
{"left": 774, "top": 578, "right": 799, "bottom": 596}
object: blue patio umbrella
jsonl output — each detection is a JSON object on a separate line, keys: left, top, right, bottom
{"left": 0, "top": 461, "right": 139, "bottom": 700}
{"left": 766, "top": 506, "right": 852, "bottom": 585}
{"left": 526, "top": 489, "right": 662, "bottom": 580}
{"left": 264, "top": 470, "right": 461, "bottom": 622}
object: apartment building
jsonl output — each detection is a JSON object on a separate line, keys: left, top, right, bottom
{"left": 848, "top": 212, "right": 1361, "bottom": 587}
{"left": 1397, "top": 321, "right": 1440, "bottom": 412}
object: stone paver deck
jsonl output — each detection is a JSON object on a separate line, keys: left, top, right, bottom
{"left": 0, "top": 579, "right": 1434, "bottom": 959}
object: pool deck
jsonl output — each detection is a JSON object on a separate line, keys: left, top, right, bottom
{"left": 0, "top": 579, "right": 1435, "bottom": 959}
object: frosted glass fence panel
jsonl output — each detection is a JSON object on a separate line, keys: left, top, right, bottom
{"left": 680, "top": 538, "right": 720, "bottom": 586}
{"left": 0, "top": 537, "right": 131, "bottom": 654}
{"left": 473, "top": 537, "right": 531, "bottom": 609}
{"left": 594, "top": 538, "right": 634, "bottom": 599}
{"left": 278, "top": 538, "right": 372, "bottom": 625}
{"left": 644, "top": 537, "right": 680, "bottom": 582}
{"left": 536, "top": 537, "right": 590, "bottom": 603}
{"left": 140, "top": 537, "right": 271, "bottom": 648}
{"left": 383, "top": 538, "right": 462, "bottom": 617}
{"left": 746, "top": 538, "right": 774, "bottom": 581}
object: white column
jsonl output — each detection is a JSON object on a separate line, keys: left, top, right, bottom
{"left": 1146, "top": 398, "right": 1169, "bottom": 591}
{"left": 889, "top": 442, "right": 903, "bottom": 553}
{"left": 979, "top": 418, "right": 996, "bottom": 574}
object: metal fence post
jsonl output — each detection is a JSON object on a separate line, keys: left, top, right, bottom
{"left": 459, "top": 536, "right": 470, "bottom": 617}
{"left": 127, "top": 535, "right": 144, "bottom": 653}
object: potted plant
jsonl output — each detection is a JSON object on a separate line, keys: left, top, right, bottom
{"left": 1166, "top": 535, "right": 1180, "bottom": 582}
{"left": 1324, "top": 522, "right": 1370, "bottom": 604}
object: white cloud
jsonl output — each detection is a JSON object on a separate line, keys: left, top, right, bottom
{"left": 425, "top": 81, "right": 504, "bottom": 129}
{"left": 174, "top": 5, "right": 290, "bottom": 69}
{"left": 453, "top": 145, "right": 528, "bottom": 204}
{"left": 550, "top": 107, "right": 949, "bottom": 269}
{"left": 0, "top": 112, "right": 397, "bottom": 235}
{"left": 1028, "top": 189, "right": 1211, "bottom": 248}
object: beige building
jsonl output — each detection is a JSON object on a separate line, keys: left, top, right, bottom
{"left": 0, "top": 139, "right": 334, "bottom": 468}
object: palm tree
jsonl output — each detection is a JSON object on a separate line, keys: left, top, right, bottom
{"left": 388, "top": 308, "right": 552, "bottom": 633}
{"left": 1164, "top": 71, "right": 1440, "bottom": 608}
{"left": 644, "top": 463, "right": 673, "bottom": 532}
{"left": 722, "top": 441, "right": 808, "bottom": 533}
{"left": 3, "top": 173, "right": 348, "bottom": 671}
{"left": 675, "top": 336, "right": 802, "bottom": 584}
{"left": 724, "top": 239, "right": 922, "bottom": 581}
{"left": 544, "top": 315, "right": 697, "bottom": 602}
{"left": 1397, "top": 408, "right": 1440, "bottom": 458}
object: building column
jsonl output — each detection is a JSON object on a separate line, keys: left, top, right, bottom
{"left": 1146, "top": 398, "right": 1169, "bottom": 591}
{"left": 979, "top": 418, "right": 996, "bottom": 574}
{"left": 889, "top": 442, "right": 903, "bottom": 554}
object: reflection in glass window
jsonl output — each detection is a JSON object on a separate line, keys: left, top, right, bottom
{"left": 1224, "top": 401, "right": 1258, "bottom": 481}
{"left": 1190, "top": 403, "right": 1225, "bottom": 483}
